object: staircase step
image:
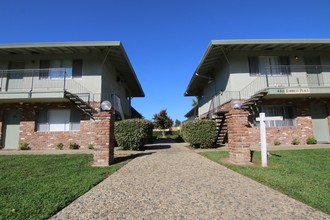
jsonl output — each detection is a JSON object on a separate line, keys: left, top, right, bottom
{"left": 65, "top": 91, "right": 95, "bottom": 118}
{"left": 213, "top": 113, "right": 228, "bottom": 145}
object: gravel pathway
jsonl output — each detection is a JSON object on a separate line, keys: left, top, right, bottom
{"left": 52, "top": 139, "right": 329, "bottom": 220}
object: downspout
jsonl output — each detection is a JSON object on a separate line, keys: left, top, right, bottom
{"left": 100, "top": 46, "right": 112, "bottom": 103}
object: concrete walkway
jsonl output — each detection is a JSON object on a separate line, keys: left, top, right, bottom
{"left": 52, "top": 139, "right": 329, "bottom": 220}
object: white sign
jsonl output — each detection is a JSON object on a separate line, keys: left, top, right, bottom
{"left": 256, "top": 113, "right": 283, "bottom": 167}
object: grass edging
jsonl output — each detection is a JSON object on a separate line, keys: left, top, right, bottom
{"left": 0, "top": 154, "right": 133, "bottom": 219}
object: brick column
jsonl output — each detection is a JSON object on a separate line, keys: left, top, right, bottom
{"left": 93, "top": 111, "right": 115, "bottom": 166}
{"left": 20, "top": 105, "right": 36, "bottom": 145}
{"left": 226, "top": 109, "right": 251, "bottom": 164}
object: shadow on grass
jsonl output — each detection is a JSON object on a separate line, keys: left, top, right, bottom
{"left": 250, "top": 150, "right": 283, "bottom": 163}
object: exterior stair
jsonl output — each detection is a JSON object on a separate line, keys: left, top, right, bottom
{"left": 213, "top": 113, "right": 228, "bottom": 145}
{"left": 241, "top": 89, "right": 268, "bottom": 109}
{"left": 65, "top": 91, "right": 95, "bottom": 119}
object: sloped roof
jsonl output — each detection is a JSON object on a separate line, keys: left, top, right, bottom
{"left": 185, "top": 39, "right": 330, "bottom": 96}
{"left": 0, "top": 41, "right": 144, "bottom": 97}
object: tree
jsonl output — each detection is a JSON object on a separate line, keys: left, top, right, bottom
{"left": 174, "top": 119, "right": 181, "bottom": 127}
{"left": 152, "top": 109, "right": 173, "bottom": 137}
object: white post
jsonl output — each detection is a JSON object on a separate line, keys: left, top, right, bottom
{"left": 259, "top": 113, "right": 267, "bottom": 167}
{"left": 256, "top": 113, "right": 283, "bottom": 167}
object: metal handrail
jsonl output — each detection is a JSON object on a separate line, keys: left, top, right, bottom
{"left": 201, "top": 64, "right": 330, "bottom": 116}
{"left": 240, "top": 65, "right": 330, "bottom": 100}
{"left": 0, "top": 68, "right": 90, "bottom": 94}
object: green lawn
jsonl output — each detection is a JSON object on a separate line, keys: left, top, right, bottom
{"left": 200, "top": 149, "right": 330, "bottom": 215}
{"left": 0, "top": 154, "right": 130, "bottom": 219}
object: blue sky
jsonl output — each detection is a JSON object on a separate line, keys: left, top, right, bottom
{"left": 0, "top": 0, "right": 330, "bottom": 121}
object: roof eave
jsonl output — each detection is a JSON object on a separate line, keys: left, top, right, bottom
{"left": 0, "top": 41, "right": 145, "bottom": 97}
{"left": 117, "top": 43, "right": 145, "bottom": 97}
{"left": 0, "top": 41, "right": 122, "bottom": 49}
{"left": 185, "top": 39, "right": 330, "bottom": 96}
{"left": 184, "top": 41, "right": 219, "bottom": 96}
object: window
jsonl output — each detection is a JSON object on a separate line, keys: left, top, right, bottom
{"left": 39, "top": 59, "right": 82, "bottom": 79}
{"left": 254, "top": 105, "right": 295, "bottom": 127}
{"left": 249, "top": 56, "right": 290, "bottom": 76}
{"left": 37, "top": 109, "right": 81, "bottom": 131}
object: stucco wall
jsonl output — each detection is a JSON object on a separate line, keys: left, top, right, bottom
{"left": 198, "top": 60, "right": 230, "bottom": 116}
{"left": 101, "top": 62, "right": 131, "bottom": 117}
{"left": 0, "top": 53, "right": 133, "bottom": 117}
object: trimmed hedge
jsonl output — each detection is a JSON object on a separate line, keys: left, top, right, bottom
{"left": 115, "top": 119, "right": 153, "bottom": 150}
{"left": 181, "top": 120, "right": 216, "bottom": 148}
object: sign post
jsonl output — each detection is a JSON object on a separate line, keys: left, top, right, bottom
{"left": 256, "top": 113, "right": 283, "bottom": 167}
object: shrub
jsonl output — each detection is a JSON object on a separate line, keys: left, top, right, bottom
{"left": 69, "top": 143, "right": 80, "bottom": 150}
{"left": 115, "top": 119, "right": 154, "bottom": 150}
{"left": 55, "top": 143, "right": 64, "bottom": 150}
{"left": 306, "top": 136, "right": 317, "bottom": 145}
{"left": 291, "top": 138, "right": 300, "bottom": 145}
{"left": 87, "top": 143, "right": 94, "bottom": 150}
{"left": 273, "top": 140, "right": 281, "bottom": 146}
{"left": 19, "top": 142, "right": 30, "bottom": 150}
{"left": 181, "top": 120, "right": 216, "bottom": 148}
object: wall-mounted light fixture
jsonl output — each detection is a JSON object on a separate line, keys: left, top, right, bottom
{"left": 100, "top": 100, "right": 112, "bottom": 111}
{"left": 294, "top": 56, "right": 299, "bottom": 60}
{"left": 230, "top": 100, "right": 242, "bottom": 109}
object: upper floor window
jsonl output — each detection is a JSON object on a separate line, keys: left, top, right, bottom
{"left": 39, "top": 59, "right": 82, "bottom": 79}
{"left": 249, "top": 56, "right": 290, "bottom": 76}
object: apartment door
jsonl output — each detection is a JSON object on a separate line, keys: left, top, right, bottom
{"left": 304, "top": 56, "right": 323, "bottom": 86}
{"left": 6, "top": 61, "right": 25, "bottom": 91}
{"left": 3, "top": 110, "right": 21, "bottom": 149}
{"left": 310, "top": 103, "right": 330, "bottom": 143}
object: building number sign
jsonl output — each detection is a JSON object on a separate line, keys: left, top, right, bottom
{"left": 276, "top": 88, "right": 310, "bottom": 94}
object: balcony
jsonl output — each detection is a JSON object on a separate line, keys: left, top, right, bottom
{"left": 0, "top": 68, "right": 91, "bottom": 101}
{"left": 0, "top": 68, "right": 130, "bottom": 118}
{"left": 202, "top": 65, "right": 330, "bottom": 117}
{"left": 240, "top": 65, "right": 330, "bottom": 100}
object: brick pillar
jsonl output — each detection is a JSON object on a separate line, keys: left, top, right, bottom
{"left": 20, "top": 106, "right": 36, "bottom": 145}
{"left": 226, "top": 109, "right": 251, "bottom": 164}
{"left": 93, "top": 111, "right": 114, "bottom": 166}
